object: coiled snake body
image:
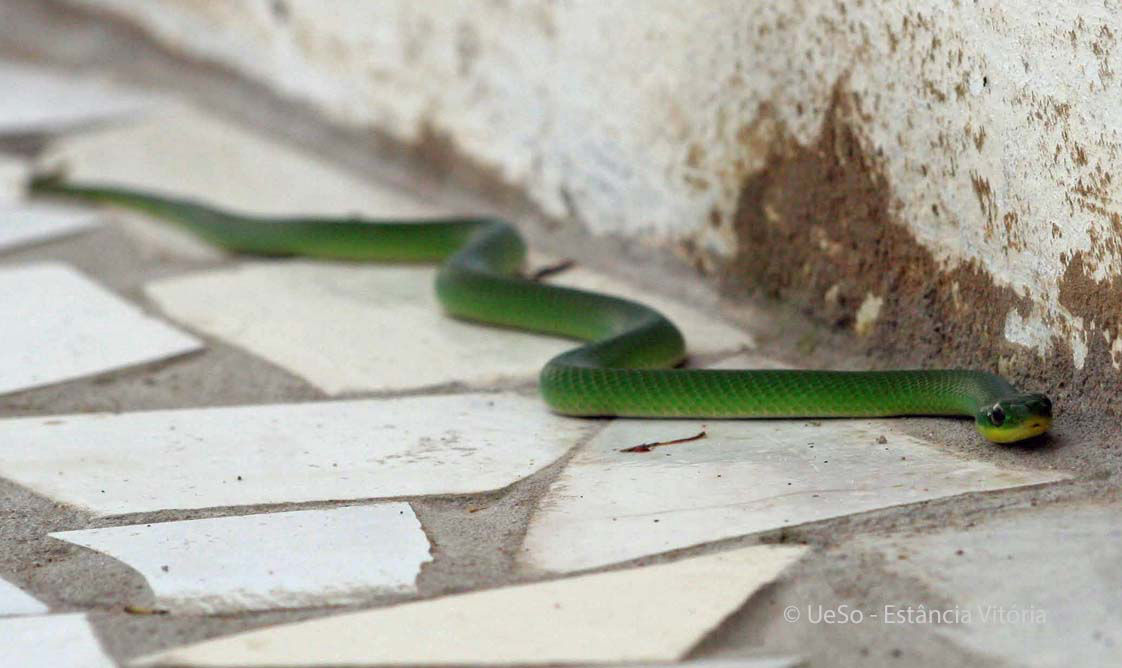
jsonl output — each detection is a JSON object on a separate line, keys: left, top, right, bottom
{"left": 32, "top": 177, "right": 1052, "bottom": 443}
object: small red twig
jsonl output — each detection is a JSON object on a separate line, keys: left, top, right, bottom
{"left": 620, "top": 430, "right": 707, "bottom": 453}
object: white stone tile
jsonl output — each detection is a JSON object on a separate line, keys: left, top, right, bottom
{"left": 862, "top": 502, "right": 1121, "bottom": 668}
{"left": 51, "top": 504, "right": 431, "bottom": 614}
{"left": 135, "top": 544, "right": 807, "bottom": 667}
{"left": 40, "top": 103, "right": 451, "bottom": 261}
{"left": 0, "top": 578, "right": 47, "bottom": 616}
{"left": 146, "top": 259, "right": 752, "bottom": 395}
{"left": 0, "top": 61, "right": 154, "bottom": 135}
{"left": 0, "top": 393, "right": 587, "bottom": 516}
{"left": 0, "top": 205, "right": 101, "bottom": 252}
{"left": 0, "top": 153, "right": 29, "bottom": 204}
{"left": 0, "top": 263, "right": 202, "bottom": 396}
{"left": 41, "top": 103, "right": 448, "bottom": 218}
{"left": 590, "top": 660, "right": 805, "bottom": 668}
{"left": 520, "top": 355, "right": 1066, "bottom": 571}
{"left": 0, "top": 613, "right": 115, "bottom": 668}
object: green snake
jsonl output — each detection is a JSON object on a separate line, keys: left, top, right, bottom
{"left": 31, "top": 176, "right": 1052, "bottom": 443}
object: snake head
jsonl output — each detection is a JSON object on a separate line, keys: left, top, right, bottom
{"left": 974, "top": 393, "right": 1053, "bottom": 443}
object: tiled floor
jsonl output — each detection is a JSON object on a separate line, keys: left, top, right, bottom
{"left": 0, "top": 57, "right": 1105, "bottom": 668}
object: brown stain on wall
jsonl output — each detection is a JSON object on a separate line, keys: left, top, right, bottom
{"left": 1060, "top": 252, "right": 1122, "bottom": 375}
{"left": 722, "top": 84, "right": 1091, "bottom": 405}
{"left": 969, "top": 171, "right": 998, "bottom": 237}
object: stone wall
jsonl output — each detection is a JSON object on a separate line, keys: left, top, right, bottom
{"left": 60, "top": 0, "right": 1122, "bottom": 403}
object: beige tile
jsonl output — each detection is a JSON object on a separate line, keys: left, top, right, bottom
{"left": 0, "top": 578, "right": 46, "bottom": 617}
{"left": 577, "top": 660, "right": 805, "bottom": 668}
{"left": 40, "top": 103, "right": 452, "bottom": 261}
{"left": 0, "top": 263, "right": 201, "bottom": 396}
{"left": 0, "top": 61, "right": 154, "bottom": 135}
{"left": 146, "top": 259, "right": 752, "bottom": 395}
{"left": 135, "top": 544, "right": 807, "bottom": 667}
{"left": 0, "top": 205, "right": 101, "bottom": 253}
{"left": 1, "top": 614, "right": 114, "bottom": 667}
{"left": 51, "top": 504, "right": 431, "bottom": 613}
{"left": 41, "top": 103, "right": 447, "bottom": 217}
{"left": 0, "top": 153, "right": 28, "bottom": 204}
{"left": 0, "top": 393, "right": 588, "bottom": 515}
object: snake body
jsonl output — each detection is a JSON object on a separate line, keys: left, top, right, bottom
{"left": 31, "top": 177, "right": 1052, "bottom": 443}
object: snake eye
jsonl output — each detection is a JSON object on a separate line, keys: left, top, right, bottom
{"left": 990, "top": 406, "right": 1005, "bottom": 426}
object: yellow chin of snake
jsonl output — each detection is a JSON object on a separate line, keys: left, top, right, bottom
{"left": 977, "top": 416, "right": 1053, "bottom": 444}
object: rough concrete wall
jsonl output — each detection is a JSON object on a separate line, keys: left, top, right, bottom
{"left": 64, "top": 0, "right": 1122, "bottom": 401}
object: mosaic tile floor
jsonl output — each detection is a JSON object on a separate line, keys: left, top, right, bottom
{"left": 0, "top": 58, "right": 1099, "bottom": 668}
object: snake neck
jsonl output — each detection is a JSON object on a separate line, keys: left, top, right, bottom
{"left": 538, "top": 365, "right": 1019, "bottom": 419}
